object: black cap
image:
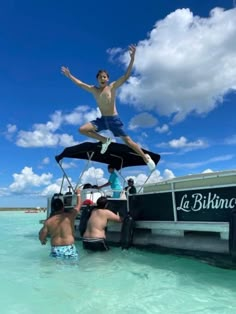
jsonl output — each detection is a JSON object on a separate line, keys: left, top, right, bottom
{"left": 128, "top": 178, "right": 134, "bottom": 183}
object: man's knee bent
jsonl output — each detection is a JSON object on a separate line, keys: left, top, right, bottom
{"left": 79, "top": 123, "right": 96, "bottom": 135}
{"left": 79, "top": 126, "right": 86, "bottom": 135}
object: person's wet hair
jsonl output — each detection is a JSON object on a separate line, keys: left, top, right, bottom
{"left": 96, "top": 69, "right": 109, "bottom": 79}
{"left": 96, "top": 196, "right": 108, "bottom": 209}
{"left": 52, "top": 198, "right": 64, "bottom": 212}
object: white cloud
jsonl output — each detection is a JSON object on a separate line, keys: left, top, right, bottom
{"left": 130, "top": 168, "right": 175, "bottom": 187}
{"left": 159, "top": 151, "right": 174, "bottom": 156}
{"left": 38, "top": 157, "right": 51, "bottom": 169}
{"left": 0, "top": 187, "right": 10, "bottom": 196}
{"left": 41, "top": 166, "right": 175, "bottom": 195}
{"left": 113, "top": 7, "right": 236, "bottom": 123}
{"left": 5, "top": 165, "right": 176, "bottom": 198}
{"left": 135, "top": 173, "right": 151, "bottom": 186}
{"left": 128, "top": 112, "right": 158, "bottom": 130}
{"left": 7, "top": 124, "right": 17, "bottom": 134}
{"left": 14, "top": 106, "right": 99, "bottom": 148}
{"left": 58, "top": 134, "right": 78, "bottom": 147}
{"left": 41, "top": 168, "right": 107, "bottom": 197}
{"left": 64, "top": 106, "right": 100, "bottom": 125}
{"left": 162, "top": 169, "right": 175, "bottom": 180}
{"left": 9, "top": 167, "right": 52, "bottom": 193}
{"left": 202, "top": 169, "right": 214, "bottom": 173}
{"left": 61, "top": 161, "right": 77, "bottom": 170}
{"left": 81, "top": 167, "right": 107, "bottom": 186}
{"left": 41, "top": 177, "right": 75, "bottom": 196}
{"left": 158, "top": 136, "right": 208, "bottom": 151}
{"left": 5, "top": 124, "right": 17, "bottom": 140}
{"left": 225, "top": 134, "right": 236, "bottom": 145}
{"left": 169, "top": 136, "right": 207, "bottom": 149}
{"left": 41, "top": 183, "right": 62, "bottom": 197}
{"left": 155, "top": 124, "right": 169, "bottom": 134}
{"left": 42, "top": 157, "right": 50, "bottom": 165}
{"left": 148, "top": 168, "right": 175, "bottom": 183}
{"left": 168, "top": 154, "right": 234, "bottom": 169}
{"left": 107, "top": 47, "right": 124, "bottom": 63}
{"left": 16, "top": 130, "right": 77, "bottom": 147}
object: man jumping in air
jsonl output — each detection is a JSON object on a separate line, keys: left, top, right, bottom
{"left": 61, "top": 44, "right": 155, "bottom": 171}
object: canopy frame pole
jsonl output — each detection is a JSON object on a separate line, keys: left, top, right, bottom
{"left": 57, "top": 161, "right": 75, "bottom": 193}
{"left": 75, "top": 151, "right": 95, "bottom": 189}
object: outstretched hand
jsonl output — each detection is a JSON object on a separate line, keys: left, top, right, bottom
{"left": 129, "top": 44, "right": 136, "bottom": 59}
{"left": 61, "top": 66, "right": 71, "bottom": 78}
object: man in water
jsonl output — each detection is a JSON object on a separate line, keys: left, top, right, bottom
{"left": 61, "top": 44, "right": 156, "bottom": 172}
{"left": 83, "top": 196, "right": 122, "bottom": 251}
{"left": 39, "top": 189, "right": 82, "bottom": 258}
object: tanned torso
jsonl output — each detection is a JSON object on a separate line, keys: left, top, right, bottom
{"left": 83, "top": 208, "right": 121, "bottom": 239}
{"left": 83, "top": 209, "right": 107, "bottom": 239}
{"left": 46, "top": 213, "right": 75, "bottom": 246}
{"left": 93, "top": 85, "right": 118, "bottom": 116}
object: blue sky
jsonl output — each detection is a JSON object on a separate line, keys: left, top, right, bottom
{"left": 1, "top": 0, "right": 236, "bottom": 207}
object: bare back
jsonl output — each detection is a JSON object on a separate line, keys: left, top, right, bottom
{"left": 45, "top": 213, "right": 76, "bottom": 246}
{"left": 92, "top": 85, "right": 118, "bottom": 116}
{"left": 83, "top": 208, "right": 121, "bottom": 239}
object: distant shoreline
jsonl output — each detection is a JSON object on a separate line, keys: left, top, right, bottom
{"left": 0, "top": 208, "right": 46, "bottom": 212}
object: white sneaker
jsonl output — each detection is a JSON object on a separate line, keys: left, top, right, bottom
{"left": 101, "top": 138, "right": 112, "bottom": 154}
{"left": 145, "top": 154, "right": 156, "bottom": 172}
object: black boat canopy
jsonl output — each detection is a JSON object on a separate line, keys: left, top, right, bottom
{"left": 55, "top": 142, "right": 161, "bottom": 170}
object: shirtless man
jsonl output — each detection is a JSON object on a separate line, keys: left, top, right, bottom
{"left": 39, "top": 189, "right": 82, "bottom": 258}
{"left": 61, "top": 45, "right": 156, "bottom": 172}
{"left": 82, "top": 196, "right": 122, "bottom": 251}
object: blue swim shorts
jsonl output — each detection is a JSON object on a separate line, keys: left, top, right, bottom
{"left": 91, "top": 115, "right": 127, "bottom": 137}
{"left": 50, "top": 244, "right": 78, "bottom": 259}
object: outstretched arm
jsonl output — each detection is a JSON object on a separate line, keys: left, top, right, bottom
{"left": 111, "top": 45, "right": 136, "bottom": 89}
{"left": 72, "top": 188, "right": 82, "bottom": 215}
{"left": 61, "top": 66, "right": 95, "bottom": 93}
{"left": 106, "top": 209, "right": 122, "bottom": 223}
{"left": 97, "top": 181, "right": 111, "bottom": 189}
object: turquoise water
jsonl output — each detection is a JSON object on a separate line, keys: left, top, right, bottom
{"left": 1, "top": 212, "right": 236, "bottom": 314}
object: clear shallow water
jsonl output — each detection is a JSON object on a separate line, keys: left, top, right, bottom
{"left": 0, "top": 212, "right": 236, "bottom": 314}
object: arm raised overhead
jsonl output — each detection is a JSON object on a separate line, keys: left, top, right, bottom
{"left": 110, "top": 45, "right": 136, "bottom": 90}
{"left": 61, "top": 66, "right": 95, "bottom": 93}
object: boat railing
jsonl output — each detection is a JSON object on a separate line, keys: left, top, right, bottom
{"left": 143, "top": 170, "right": 236, "bottom": 193}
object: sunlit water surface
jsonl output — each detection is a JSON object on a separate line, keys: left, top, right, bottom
{"left": 0, "top": 212, "right": 236, "bottom": 314}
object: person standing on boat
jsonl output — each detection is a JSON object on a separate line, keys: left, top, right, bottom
{"left": 97, "top": 164, "right": 122, "bottom": 198}
{"left": 82, "top": 196, "right": 122, "bottom": 251}
{"left": 125, "top": 178, "right": 136, "bottom": 195}
{"left": 61, "top": 45, "right": 156, "bottom": 172}
{"left": 38, "top": 189, "right": 82, "bottom": 259}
